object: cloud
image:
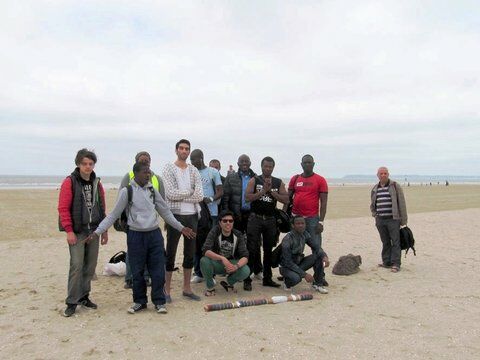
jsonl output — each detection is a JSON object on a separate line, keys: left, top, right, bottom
{"left": 0, "top": 0, "right": 479, "bottom": 176}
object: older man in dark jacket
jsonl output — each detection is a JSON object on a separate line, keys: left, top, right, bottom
{"left": 200, "top": 210, "right": 250, "bottom": 296}
{"left": 370, "top": 166, "right": 408, "bottom": 273}
{"left": 222, "top": 154, "right": 256, "bottom": 233}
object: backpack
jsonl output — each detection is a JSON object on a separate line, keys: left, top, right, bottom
{"left": 271, "top": 243, "right": 283, "bottom": 268}
{"left": 109, "top": 251, "right": 126, "bottom": 264}
{"left": 286, "top": 174, "right": 300, "bottom": 216}
{"left": 400, "top": 226, "right": 416, "bottom": 257}
{"left": 113, "top": 185, "right": 133, "bottom": 233}
{"left": 274, "top": 208, "right": 291, "bottom": 233}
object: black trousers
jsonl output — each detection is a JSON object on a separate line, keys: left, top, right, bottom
{"left": 234, "top": 210, "right": 251, "bottom": 234}
{"left": 245, "top": 213, "right": 278, "bottom": 282}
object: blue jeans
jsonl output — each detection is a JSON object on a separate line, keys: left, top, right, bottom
{"left": 127, "top": 228, "right": 166, "bottom": 305}
{"left": 305, "top": 216, "right": 323, "bottom": 249}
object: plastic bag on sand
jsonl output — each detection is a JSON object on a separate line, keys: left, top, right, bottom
{"left": 103, "top": 261, "right": 126, "bottom": 276}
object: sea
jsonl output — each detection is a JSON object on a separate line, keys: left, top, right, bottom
{"left": 1, "top": 174, "right": 479, "bottom": 190}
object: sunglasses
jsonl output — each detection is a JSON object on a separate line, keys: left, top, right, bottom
{"left": 221, "top": 219, "right": 234, "bottom": 223}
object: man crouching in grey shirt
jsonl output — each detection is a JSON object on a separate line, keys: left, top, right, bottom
{"left": 87, "top": 162, "right": 195, "bottom": 314}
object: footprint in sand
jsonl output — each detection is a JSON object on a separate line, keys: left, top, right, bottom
{"left": 82, "top": 348, "right": 99, "bottom": 357}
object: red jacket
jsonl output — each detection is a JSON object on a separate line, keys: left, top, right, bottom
{"left": 58, "top": 175, "right": 106, "bottom": 233}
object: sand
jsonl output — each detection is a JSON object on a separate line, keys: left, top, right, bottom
{"left": 0, "top": 185, "right": 479, "bottom": 359}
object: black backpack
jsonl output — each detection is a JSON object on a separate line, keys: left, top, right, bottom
{"left": 113, "top": 185, "right": 133, "bottom": 233}
{"left": 271, "top": 243, "right": 283, "bottom": 268}
{"left": 109, "top": 251, "right": 127, "bottom": 263}
{"left": 274, "top": 208, "right": 291, "bottom": 233}
{"left": 400, "top": 226, "right": 416, "bottom": 257}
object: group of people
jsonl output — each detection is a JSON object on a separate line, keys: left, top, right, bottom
{"left": 58, "top": 140, "right": 408, "bottom": 317}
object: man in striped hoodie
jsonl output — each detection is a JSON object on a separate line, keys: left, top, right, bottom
{"left": 370, "top": 167, "right": 408, "bottom": 273}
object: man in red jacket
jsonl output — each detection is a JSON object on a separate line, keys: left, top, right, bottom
{"left": 58, "top": 149, "right": 108, "bottom": 317}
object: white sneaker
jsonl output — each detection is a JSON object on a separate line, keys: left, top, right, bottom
{"left": 312, "top": 284, "right": 328, "bottom": 294}
{"left": 155, "top": 304, "right": 168, "bottom": 314}
{"left": 190, "top": 275, "right": 204, "bottom": 283}
{"left": 282, "top": 283, "right": 292, "bottom": 292}
{"left": 251, "top": 272, "right": 263, "bottom": 280}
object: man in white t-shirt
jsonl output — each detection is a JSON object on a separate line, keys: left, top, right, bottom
{"left": 162, "top": 139, "right": 204, "bottom": 301}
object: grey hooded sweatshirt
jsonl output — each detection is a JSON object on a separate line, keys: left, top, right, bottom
{"left": 94, "top": 180, "right": 184, "bottom": 235}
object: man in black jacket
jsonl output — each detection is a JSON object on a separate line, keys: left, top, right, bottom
{"left": 280, "top": 216, "right": 329, "bottom": 294}
{"left": 222, "top": 154, "right": 256, "bottom": 233}
{"left": 200, "top": 210, "right": 250, "bottom": 296}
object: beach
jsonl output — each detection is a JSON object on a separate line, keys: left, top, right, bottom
{"left": 0, "top": 185, "right": 479, "bottom": 359}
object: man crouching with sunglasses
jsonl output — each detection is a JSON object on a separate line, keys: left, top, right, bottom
{"left": 200, "top": 210, "right": 250, "bottom": 296}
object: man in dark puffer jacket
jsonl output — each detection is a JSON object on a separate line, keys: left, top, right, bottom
{"left": 222, "top": 154, "right": 256, "bottom": 233}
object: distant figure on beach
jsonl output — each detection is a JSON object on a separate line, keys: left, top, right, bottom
{"left": 162, "top": 139, "right": 204, "bottom": 302}
{"left": 87, "top": 162, "right": 195, "bottom": 314}
{"left": 190, "top": 149, "right": 223, "bottom": 284}
{"left": 243, "top": 156, "right": 289, "bottom": 291}
{"left": 222, "top": 154, "right": 256, "bottom": 234}
{"left": 280, "top": 216, "right": 329, "bottom": 294}
{"left": 227, "top": 165, "right": 235, "bottom": 175}
{"left": 120, "top": 151, "right": 165, "bottom": 290}
{"left": 200, "top": 210, "right": 250, "bottom": 296}
{"left": 286, "top": 154, "right": 329, "bottom": 286}
{"left": 58, "top": 148, "right": 107, "bottom": 317}
{"left": 370, "top": 167, "right": 408, "bottom": 273}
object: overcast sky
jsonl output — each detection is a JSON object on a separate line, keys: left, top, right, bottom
{"left": 1, "top": 0, "right": 479, "bottom": 178}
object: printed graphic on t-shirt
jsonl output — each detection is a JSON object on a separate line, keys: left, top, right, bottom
{"left": 220, "top": 234, "right": 234, "bottom": 259}
{"left": 255, "top": 184, "right": 278, "bottom": 203}
{"left": 83, "top": 184, "right": 93, "bottom": 211}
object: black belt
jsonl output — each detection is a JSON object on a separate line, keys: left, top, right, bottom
{"left": 252, "top": 212, "right": 275, "bottom": 220}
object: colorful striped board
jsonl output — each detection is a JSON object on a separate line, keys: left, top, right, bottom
{"left": 204, "top": 293, "right": 313, "bottom": 312}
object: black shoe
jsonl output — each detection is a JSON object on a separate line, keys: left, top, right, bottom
{"left": 322, "top": 279, "right": 329, "bottom": 287}
{"left": 81, "top": 297, "right": 98, "bottom": 309}
{"left": 63, "top": 304, "right": 77, "bottom": 317}
{"left": 263, "top": 279, "right": 281, "bottom": 288}
{"left": 243, "top": 281, "right": 252, "bottom": 291}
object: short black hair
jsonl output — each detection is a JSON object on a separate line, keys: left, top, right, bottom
{"left": 175, "top": 139, "right": 191, "bottom": 150}
{"left": 301, "top": 154, "right": 314, "bottom": 162}
{"left": 133, "top": 162, "right": 150, "bottom": 174}
{"left": 135, "top": 151, "right": 151, "bottom": 162}
{"left": 75, "top": 148, "right": 97, "bottom": 166}
{"left": 261, "top": 156, "right": 275, "bottom": 167}
{"left": 291, "top": 215, "right": 305, "bottom": 224}
{"left": 219, "top": 210, "right": 235, "bottom": 220}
